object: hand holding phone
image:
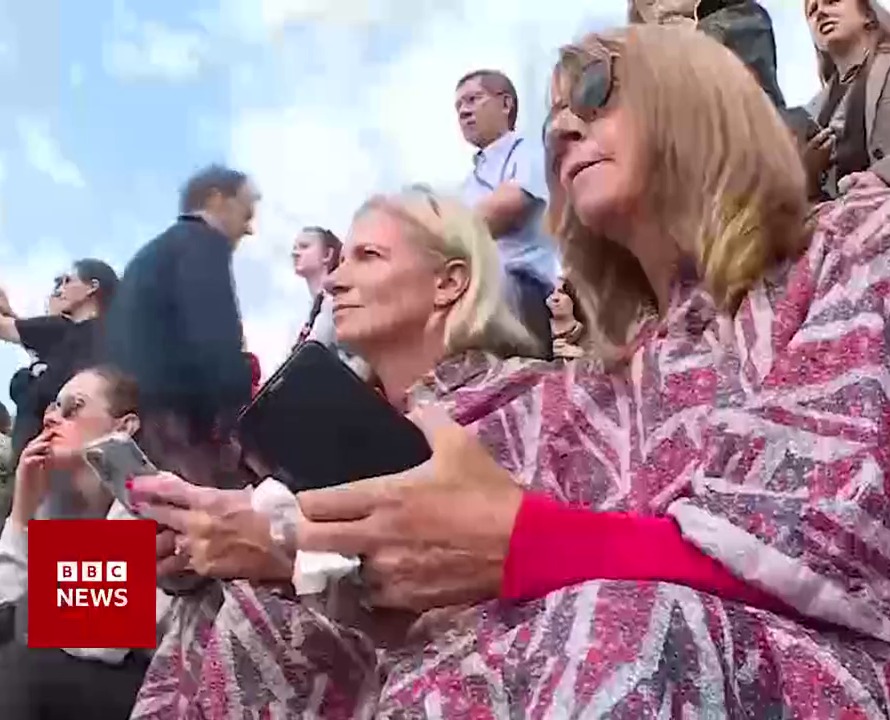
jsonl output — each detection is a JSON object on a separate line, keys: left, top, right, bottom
{"left": 83, "top": 432, "right": 157, "bottom": 515}
{"left": 83, "top": 432, "right": 209, "bottom": 594}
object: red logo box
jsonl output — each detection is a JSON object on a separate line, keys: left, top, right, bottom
{"left": 27, "top": 519, "right": 157, "bottom": 649}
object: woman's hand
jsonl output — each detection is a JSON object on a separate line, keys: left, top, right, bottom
{"left": 802, "top": 127, "right": 834, "bottom": 196}
{"left": 297, "top": 407, "right": 524, "bottom": 612}
{"left": 553, "top": 338, "right": 585, "bottom": 359}
{"left": 10, "top": 430, "right": 55, "bottom": 528}
{"left": 129, "top": 473, "right": 293, "bottom": 583}
{"left": 155, "top": 528, "right": 189, "bottom": 578}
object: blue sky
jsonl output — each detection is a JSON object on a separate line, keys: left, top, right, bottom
{"left": 0, "top": 0, "right": 820, "bottom": 414}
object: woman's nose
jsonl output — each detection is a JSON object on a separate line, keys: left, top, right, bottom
{"left": 323, "top": 265, "right": 345, "bottom": 295}
{"left": 550, "top": 114, "right": 585, "bottom": 145}
{"left": 43, "top": 407, "right": 60, "bottom": 427}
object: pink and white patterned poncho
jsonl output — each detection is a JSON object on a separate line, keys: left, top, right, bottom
{"left": 133, "top": 186, "right": 890, "bottom": 719}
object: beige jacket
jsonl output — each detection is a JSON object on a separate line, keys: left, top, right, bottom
{"left": 808, "top": 50, "right": 890, "bottom": 185}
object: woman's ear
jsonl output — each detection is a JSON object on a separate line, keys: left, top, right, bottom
{"left": 115, "top": 413, "right": 141, "bottom": 439}
{"left": 434, "top": 259, "right": 470, "bottom": 308}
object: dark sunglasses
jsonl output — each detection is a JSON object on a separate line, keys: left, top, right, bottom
{"left": 53, "top": 273, "right": 74, "bottom": 292}
{"left": 46, "top": 395, "right": 87, "bottom": 420}
{"left": 542, "top": 55, "right": 616, "bottom": 149}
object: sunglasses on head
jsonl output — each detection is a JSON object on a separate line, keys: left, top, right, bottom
{"left": 407, "top": 183, "right": 442, "bottom": 216}
{"left": 542, "top": 54, "right": 616, "bottom": 148}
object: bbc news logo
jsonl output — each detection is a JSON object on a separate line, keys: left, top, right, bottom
{"left": 56, "top": 561, "right": 129, "bottom": 608}
{"left": 28, "top": 520, "right": 157, "bottom": 649}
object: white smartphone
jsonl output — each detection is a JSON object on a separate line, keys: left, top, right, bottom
{"left": 83, "top": 432, "right": 156, "bottom": 514}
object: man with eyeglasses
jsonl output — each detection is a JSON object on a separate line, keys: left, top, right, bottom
{"left": 0, "top": 259, "right": 118, "bottom": 466}
{"left": 455, "top": 69, "right": 557, "bottom": 356}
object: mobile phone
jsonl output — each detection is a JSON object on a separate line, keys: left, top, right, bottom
{"left": 83, "top": 432, "right": 156, "bottom": 514}
{"left": 782, "top": 106, "right": 822, "bottom": 144}
{"left": 83, "top": 432, "right": 209, "bottom": 595}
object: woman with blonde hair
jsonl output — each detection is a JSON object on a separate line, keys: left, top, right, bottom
{"left": 132, "top": 26, "right": 889, "bottom": 717}
{"left": 805, "top": 0, "right": 890, "bottom": 196}
{"left": 128, "top": 185, "right": 540, "bottom": 717}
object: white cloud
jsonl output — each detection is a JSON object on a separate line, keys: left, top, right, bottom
{"left": 104, "top": 1, "right": 209, "bottom": 82}
{"left": 221, "top": 0, "right": 822, "bottom": 377}
{"left": 16, "top": 117, "right": 86, "bottom": 189}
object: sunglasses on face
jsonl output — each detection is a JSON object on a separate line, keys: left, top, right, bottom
{"left": 542, "top": 55, "right": 616, "bottom": 149}
{"left": 53, "top": 274, "right": 75, "bottom": 292}
{"left": 47, "top": 395, "right": 87, "bottom": 420}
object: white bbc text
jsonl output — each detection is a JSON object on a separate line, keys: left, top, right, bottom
{"left": 57, "top": 587, "right": 128, "bottom": 608}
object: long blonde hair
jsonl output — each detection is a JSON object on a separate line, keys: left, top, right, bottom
{"left": 354, "top": 186, "right": 540, "bottom": 359}
{"left": 546, "top": 25, "right": 810, "bottom": 362}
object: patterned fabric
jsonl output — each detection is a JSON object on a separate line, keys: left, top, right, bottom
{"left": 134, "top": 187, "right": 890, "bottom": 718}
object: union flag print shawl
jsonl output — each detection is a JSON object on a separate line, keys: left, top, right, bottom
{"left": 134, "top": 184, "right": 890, "bottom": 719}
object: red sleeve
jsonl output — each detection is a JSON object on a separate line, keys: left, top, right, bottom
{"left": 501, "top": 493, "right": 788, "bottom": 614}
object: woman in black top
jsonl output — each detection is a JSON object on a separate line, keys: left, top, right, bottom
{"left": 0, "top": 259, "right": 118, "bottom": 463}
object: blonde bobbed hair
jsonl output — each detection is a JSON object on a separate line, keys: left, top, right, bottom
{"left": 546, "top": 25, "right": 810, "bottom": 362}
{"left": 354, "top": 186, "right": 541, "bottom": 359}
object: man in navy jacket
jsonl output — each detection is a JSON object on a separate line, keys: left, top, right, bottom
{"left": 104, "top": 165, "right": 259, "bottom": 489}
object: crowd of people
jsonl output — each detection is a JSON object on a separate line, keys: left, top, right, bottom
{"left": 0, "top": 0, "right": 889, "bottom": 717}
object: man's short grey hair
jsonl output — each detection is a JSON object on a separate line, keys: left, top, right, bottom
{"left": 179, "top": 164, "right": 249, "bottom": 214}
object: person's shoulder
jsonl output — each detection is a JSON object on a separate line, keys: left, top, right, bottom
{"left": 151, "top": 217, "right": 221, "bottom": 247}
{"left": 125, "top": 223, "right": 180, "bottom": 267}
{"left": 16, "top": 313, "right": 72, "bottom": 335}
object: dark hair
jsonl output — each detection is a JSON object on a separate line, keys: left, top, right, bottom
{"left": 73, "top": 259, "right": 119, "bottom": 314}
{"left": 558, "top": 277, "right": 588, "bottom": 327}
{"left": 179, "top": 164, "right": 249, "bottom": 214}
{"left": 456, "top": 69, "right": 519, "bottom": 130}
{"left": 86, "top": 365, "right": 140, "bottom": 418}
{"left": 0, "top": 400, "right": 10, "bottom": 435}
{"left": 301, "top": 226, "right": 342, "bottom": 272}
